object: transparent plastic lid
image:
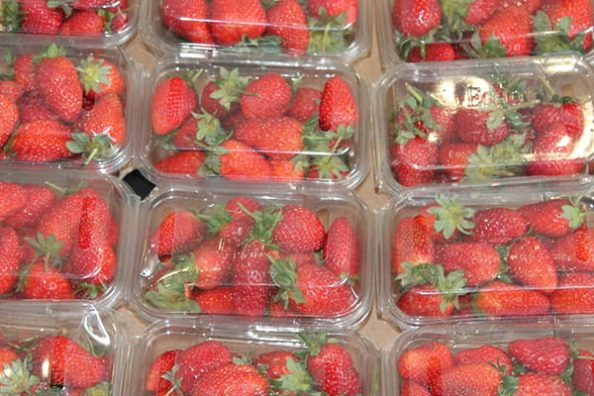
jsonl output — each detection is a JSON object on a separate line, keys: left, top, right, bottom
{"left": 375, "top": 55, "right": 594, "bottom": 193}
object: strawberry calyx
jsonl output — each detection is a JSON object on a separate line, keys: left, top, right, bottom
{"left": 44, "top": 181, "right": 88, "bottom": 196}
{"left": 80, "top": 382, "right": 112, "bottom": 396}
{"left": 498, "top": 374, "right": 520, "bottom": 396}
{"left": 195, "top": 205, "right": 233, "bottom": 235}
{"left": 297, "top": 332, "right": 329, "bottom": 357}
{"left": 67, "top": 132, "right": 119, "bottom": 165}
{"left": 395, "top": 84, "right": 443, "bottom": 145}
{"left": 161, "top": 365, "right": 183, "bottom": 396}
{"left": 32, "top": 44, "right": 67, "bottom": 64}
{"left": 77, "top": 55, "right": 113, "bottom": 95}
{"left": 47, "top": 0, "right": 73, "bottom": 17}
{"left": 440, "top": 0, "right": 474, "bottom": 32}
{"left": 233, "top": 35, "right": 283, "bottom": 55}
{"left": 562, "top": 195, "right": 587, "bottom": 230}
{"left": 465, "top": 134, "right": 528, "bottom": 182}
{"left": 537, "top": 75, "right": 580, "bottom": 105}
{"left": 74, "top": 281, "right": 108, "bottom": 300}
{"left": 270, "top": 356, "right": 315, "bottom": 394}
{"left": 269, "top": 256, "right": 305, "bottom": 308}
{"left": 307, "top": 8, "right": 350, "bottom": 53}
{"left": 0, "top": 0, "right": 20, "bottom": 33}
{"left": 144, "top": 259, "right": 200, "bottom": 312}
{"left": 464, "top": 32, "right": 507, "bottom": 59}
{"left": 0, "top": 52, "right": 16, "bottom": 80}
{"left": 533, "top": 11, "right": 587, "bottom": 54}
{"left": 208, "top": 67, "right": 248, "bottom": 110}
{"left": 241, "top": 204, "right": 282, "bottom": 244}
{"left": 192, "top": 110, "right": 226, "bottom": 147}
{"left": 24, "top": 232, "right": 64, "bottom": 268}
{"left": 427, "top": 194, "right": 476, "bottom": 239}
{"left": 0, "top": 356, "right": 41, "bottom": 395}
{"left": 398, "top": 27, "right": 453, "bottom": 60}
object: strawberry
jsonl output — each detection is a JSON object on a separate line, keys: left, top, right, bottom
{"left": 0, "top": 227, "right": 21, "bottom": 294}
{"left": 191, "top": 363, "right": 269, "bottom": 396}
{"left": 0, "top": 95, "right": 18, "bottom": 148}
{"left": 392, "top": 138, "right": 437, "bottom": 187}
{"left": 392, "top": 0, "right": 441, "bottom": 37}
{"left": 240, "top": 73, "right": 292, "bottom": 120}
{"left": 520, "top": 198, "right": 585, "bottom": 238}
{"left": 5, "top": 185, "right": 56, "bottom": 229}
{"left": 69, "top": 242, "right": 116, "bottom": 287}
{"left": 400, "top": 381, "right": 432, "bottom": 396}
{"left": 35, "top": 46, "right": 83, "bottom": 123}
{"left": 455, "top": 346, "right": 513, "bottom": 375}
{"left": 161, "top": 0, "right": 213, "bottom": 44}
{"left": 178, "top": 341, "right": 232, "bottom": 393}
{"left": 308, "top": 0, "right": 358, "bottom": 25}
{"left": 31, "top": 336, "right": 104, "bottom": 389}
{"left": 573, "top": 349, "right": 594, "bottom": 395}
{"left": 0, "top": 81, "right": 24, "bottom": 101}
{"left": 442, "top": 0, "right": 498, "bottom": 28}
{"left": 474, "top": 281, "right": 551, "bottom": 316}
{"left": 155, "top": 151, "right": 206, "bottom": 176}
{"left": 267, "top": 0, "right": 310, "bottom": 55}
{"left": 255, "top": 350, "right": 299, "bottom": 380}
{"left": 172, "top": 116, "right": 201, "bottom": 150}
{"left": 392, "top": 217, "right": 435, "bottom": 274}
{"left": 439, "top": 242, "right": 500, "bottom": 286}
{"left": 479, "top": 6, "right": 534, "bottom": 57}
{"left": 194, "top": 287, "right": 234, "bottom": 315}
{"left": 416, "top": 195, "right": 475, "bottom": 242}
{"left": 201, "top": 82, "right": 236, "bottom": 120}
{"left": 151, "top": 76, "right": 197, "bottom": 135}
{"left": 508, "top": 337, "right": 569, "bottom": 375}
{"left": 272, "top": 205, "right": 325, "bottom": 253}
{"left": 0, "top": 182, "right": 25, "bottom": 221}
{"left": 77, "top": 93, "right": 126, "bottom": 145}
{"left": 150, "top": 210, "right": 206, "bottom": 258}
{"left": 455, "top": 109, "right": 510, "bottom": 146}
{"left": 551, "top": 228, "right": 594, "bottom": 272}
{"left": 288, "top": 88, "right": 321, "bottom": 122}
{"left": 0, "top": 346, "right": 18, "bottom": 369}
{"left": 500, "top": 373, "right": 571, "bottom": 396}
{"left": 188, "top": 238, "right": 233, "bottom": 290}
{"left": 14, "top": 55, "right": 36, "bottom": 93}
{"left": 218, "top": 139, "right": 273, "bottom": 180}
{"left": 397, "top": 342, "right": 455, "bottom": 388}
{"left": 59, "top": 10, "right": 104, "bottom": 36}
{"left": 438, "top": 143, "right": 478, "bottom": 181}
{"left": 20, "top": 262, "right": 74, "bottom": 300}
{"left": 550, "top": 272, "right": 594, "bottom": 314}
{"left": 501, "top": 0, "right": 541, "bottom": 13}
{"left": 20, "top": 0, "right": 64, "bottom": 34}
{"left": 470, "top": 208, "right": 528, "bottom": 245}
{"left": 226, "top": 197, "right": 262, "bottom": 221}
{"left": 508, "top": 237, "right": 557, "bottom": 293}
{"left": 526, "top": 122, "right": 584, "bottom": 176}
{"left": 397, "top": 284, "right": 457, "bottom": 317}
{"left": 541, "top": 0, "right": 593, "bottom": 50}
{"left": 319, "top": 76, "right": 358, "bottom": 131}
{"left": 407, "top": 43, "right": 456, "bottom": 62}
{"left": 232, "top": 241, "right": 273, "bottom": 317}
{"left": 210, "top": 0, "right": 267, "bottom": 45}
{"left": 532, "top": 102, "right": 584, "bottom": 139}
{"left": 78, "top": 57, "right": 126, "bottom": 99}
{"left": 145, "top": 350, "right": 182, "bottom": 394}
{"left": 12, "top": 120, "right": 73, "bottom": 162}
{"left": 323, "top": 217, "right": 359, "bottom": 278}
{"left": 271, "top": 159, "right": 305, "bottom": 181}
{"left": 235, "top": 117, "right": 304, "bottom": 160}
{"left": 440, "top": 364, "right": 502, "bottom": 396}
{"left": 18, "top": 92, "right": 58, "bottom": 123}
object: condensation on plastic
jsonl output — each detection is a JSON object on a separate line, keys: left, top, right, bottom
{"left": 125, "top": 322, "right": 379, "bottom": 395}
{"left": 0, "top": 42, "right": 142, "bottom": 175}
{"left": 127, "top": 183, "right": 373, "bottom": 332}
{"left": 135, "top": 56, "right": 369, "bottom": 191}
{"left": 377, "top": 180, "right": 594, "bottom": 329}
{"left": 373, "top": 54, "right": 594, "bottom": 196}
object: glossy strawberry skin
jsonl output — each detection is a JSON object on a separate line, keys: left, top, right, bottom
{"left": 479, "top": 6, "right": 534, "bottom": 57}
{"left": 178, "top": 341, "right": 232, "bottom": 394}
{"left": 508, "top": 337, "right": 569, "bottom": 376}
{"left": 272, "top": 205, "right": 325, "bottom": 254}
{"left": 219, "top": 139, "right": 273, "bottom": 180}
{"left": 12, "top": 120, "right": 73, "bottom": 163}
{"left": 519, "top": 199, "right": 578, "bottom": 238}
{"left": 397, "top": 285, "right": 456, "bottom": 318}
{"left": 145, "top": 350, "right": 182, "bottom": 394}
{"left": 0, "top": 95, "right": 19, "bottom": 149}
{"left": 235, "top": 117, "right": 304, "bottom": 160}
{"left": 155, "top": 151, "right": 206, "bottom": 176}
{"left": 307, "top": 343, "right": 362, "bottom": 396}
{"left": 397, "top": 341, "right": 455, "bottom": 388}
{"left": 391, "top": 216, "right": 435, "bottom": 274}
{"left": 470, "top": 208, "right": 528, "bottom": 245}
{"left": 191, "top": 363, "right": 269, "bottom": 396}
{"left": 194, "top": 287, "right": 234, "bottom": 315}
{"left": 20, "top": 0, "right": 64, "bottom": 35}
{"left": 191, "top": 238, "right": 233, "bottom": 290}
{"left": 440, "top": 364, "right": 502, "bottom": 396}
{"left": 288, "top": 88, "right": 321, "bottom": 122}
{"left": 550, "top": 272, "right": 594, "bottom": 314}
{"left": 59, "top": 10, "right": 105, "bottom": 36}
{"left": 5, "top": 185, "right": 56, "bottom": 229}
{"left": 455, "top": 109, "right": 510, "bottom": 146}
{"left": 36, "top": 56, "right": 83, "bottom": 123}
{"left": 319, "top": 76, "right": 359, "bottom": 131}
{"left": 267, "top": 0, "right": 310, "bottom": 55}
{"left": 161, "top": 0, "right": 213, "bottom": 44}
{"left": 439, "top": 242, "right": 500, "bottom": 286}
{"left": 240, "top": 73, "right": 292, "bottom": 120}
{"left": 455, "top": 345, "right": 513, "bottom": 375}
{"left": 552, "top": 228, "right": 594, "bottom": 272}
{"left": 393, "top": 0, "right": 442, "bottom": 37}
{"left": 474, "top": 281, "right": 551, "bottom": 317}
{"left": 151, "top": 76, "right": 197, "bottom": 135}
{"left": 210, "top": 0, "right": 267, "bottom": 45}
{"left": 392, "top": 138, "right": 438, "bottom": 187}
{"left": 232, "top": 241, "right": 273, "bottom": 317}
{"left": 150, "top": 211, "right": 206, "bottom": 258}
{"left": 324, "top": 217, "right": 360, "bottom": 278}
{"left": 508, "top": 237, "right": 558, "bottom": 293}
{"left": 0, "top": 227, "right": 21, "bottom": 295}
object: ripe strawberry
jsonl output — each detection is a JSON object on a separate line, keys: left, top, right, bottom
{"left": 18, "top": 92, "right": 58, "bottom": 123}
{"left": 474, "top": 281, "right": 550, "bottom": 316}
{"left": 161, "top": 0, "right": 213, "bottom": 44}
{"left": 308, "top": 0, "right": 358, "bottom": 24}
{"left": 155, "top": 151, "right": 206, "bottom": 176}
{"left": 508, "top": 237, "right": 557, "bottom": 293}
{"left": 178, "top": 341, "right": 232, "bottom": 393}
{"left": 392, "top": 0, "right": 441, "bottom": 37}
{"left": 194, "top": 287, "right": 234, "bottom": 315}
{"left": 20, "top": 262, "right": 74, "bottom": 300}
{"left": 200, "top": 83, "right": 237, "bottom": 120}
{"left": 14, "top": 55, "right": 36, "bottom": 93}
{"left": 542, "top": 0, "right": 593, "bottom": 50}
{"left": 77, "top": 93, "right": 126, "bottom": 145}
{"left": 267, "top": 0, "right": 310, "bottom": 55}
{"left": 573, "top": 349, "right": 594, "bottom": 395}
{"left": 520, "top": 198, "right": 585, "bottom": 238}
{"left": 0, "top": 346, "right": 18, "bottom": 369}
{"left": 235, "top": 117, "right": 304, "bottom": 160}
{"left": 288, "top": 88, "right": 321, "bottom": 122}
{"left": 442, "top": 0, "right": 498, "bottom": 26}
{"left": 78, "top": 57, "right": 126, "bottom": 99}
{"left": 5, "top": 185, "right": 56, "bottom": 229}
{"left": 150, "top": 210, "right": 206, "bottom": 258}
{"left": 532, "top": 102, "right": 584, "bottom": 138}
{"left": 255, "top": 350, "right": 299, "bottom": 380}
{"left": 440, "top": 364, "right": 502, "bottom": 396}
{"left": 455, "top": 346, "right": 512, "bottom": 375}
{"left": 151, "top": 76, "right": 197, "bottom": 135}
{"left": 527, "top": 122, "right": 584, "bottom": 176}
{"left": 0, "top": 95, "right": 18, "bottom": 148}
{"left": 20, "top": 0, "right": 64, "bottom": 34}
{"left": 219, "top": 219, "right": 254, "bottom": 248}
{"left": 391, "top": 217, "right": 434, "bottom": 274}
{"left": 502, "top": 373, "right": 571, "bottom": 396}
{"left": 392, "top": 138, "right": 437, "bottom": 187}
{"left": 319, "top": 76, "right": 358, "bottom": 131}
{"left": 550, "top": 272, "right": 594, "bottom": 314}
{"left": 551, "top": 228, "right": 594, "bottom": 272}
{"left": 189, "top": 238, "right": 233, "bottom": 290}
{"left": 416, "top": 195, "right": 475, "bottom": 243}
{"left": 172, "top": 116, "right": 201, "bottom": 150}
{"left": 400, "top": 381, "right": 432, "bottom": 396}
{"left": 303, "top": 340, "right": 361, "bottom": 396}
{"left": 226, "top": 197, "right": 262, "bottom": 221}
{"left": 240, "top": 73, "right": 292, "bottom": 120}
{"left": 232, "top": 241, "right": 273, "bottom": 317}
{"left": 191, "top": 363, "right": 269, "bottom": 396}
{"left": 397, "top": 342, "right": 455, "bottom": 388}
{"left": 70, "top": 242, "right": 116, "bottom": 286}
{"left": 31, "top": 336, "right": 104, "bottom": 389}
{"left": 440, "top": 243, "right": 499, "bottom": 286}
{"left": 0, "top": 182, "right": 26, "bottom": 220}
{"left": 438, "top": 143, "right": 478, "bottom": 181}
{"left": 323, "top": 217, "right": 359, "bottom": 278}
{"left": 272, "top": 205, "right": 325, "bottom": 253}
{"left": 479, "top": 6, "right": 534, "bottom": 57}
{"left": 508, "top": 337, "right": 569, "bottom": 375}
{"left": 470, "top": 208, "right": 528, "bottom": 245}
{"left": 59, "top": 10, "right": 104, "bottom": 36}
{"left": 35, "top": 48, "right": 83, "bottom": 123}
{"left": 12, "top": 120, "right": 73, "bottom": 162}
{"left": 501, "top": 0, "right": 541, "bottom": 13}
{"left": 210, "top": 0, "right": 266, "bottom": 45}
{"left": 271, "top": 159, "right": 305, "bottom": 181}
{"left": 455, "top": 109, "right": 510, "bottom": 146}
{"left": 407, "top": 43, "right": 456, "bottom": 62}
{"left": 219, "top": 139, "right": 273, "bottom": 180}
{"left": 0, "top": 227, "right": 21, "bottom": 294}
{"left": 145, "top": 350, "right": 182, "bottom": 394}
{"left": 0, "top": 81, "right": 24, "bottom": 101}
{"left": 397, "top": 284, "right": 457, "bottom": 317}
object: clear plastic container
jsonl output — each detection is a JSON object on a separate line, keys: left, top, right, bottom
{"left": 126, "top": 322, "right": 378, "bottom": 395}
{"left": 0, "top": 42, "right": 140, "bottom": 174}
{"left": 129, "top": 183, "right": 372, "bottom": 331}
{"left": 378, "top": 180, "right": 594, "bottom": 328}
{"left": 137, "top": 57, "right": 369, "bottom": 190}
{"left": 0, "top": 304, "right": 127, "bottom": 395}
{"left": 141, "top": 0, "right": 370, "bottom": 63}
{"left": 385, "top": 319, "right": 594, "bottom": 396}
{"left": 0, "top": 167, "right": 138, "bottom": 308}
{"left": 374, "top": 54, "right": 594, "bottom": 194}
{"left": 378, "top": 0, "right": 594, "bottom": 65}
{"left": 0, "top": 0, "right": 139, "bottom": 47}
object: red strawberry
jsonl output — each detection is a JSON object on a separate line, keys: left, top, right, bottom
{"left": 440, "top": 242, "right": 499, "bottom": 286}
{"left": 392, "top": 138, "right": 437, "bottom": 187}
{"left": 172, "top": 116, "right": 201, "bottom": 150}
{"left": 392, "top": 217, "right": 435, "bottom": 274}
{"left": 150, "top": 210, "right": 206, "bottom": 258}
{"left": 508, "top": 337, "right": 569, "bottom": 376}
{"left": 194, "top": 287, "right": 234, "bottom": 315}
{"left": 20, "top": 0, "right": 64, "bottom": 34}
{"left": 400, "top": 381, "right": 432, "bottom": 396}
{"left": 551, "top": 228, "right": 594, "bottom": 272}
{"left": 550, "top": 272, "right": 594, "bottom": 314}
{"left": 161, "top": 0, "right": 213, "bottom": 44}
{"left": 470, "top": 208, "right": 528, "bottom": 245}
{"left": 319, "top": 76, "right": 358, "bottom": 131}
{"left": 20, "top": 262, "right": 74, "bottom": 300}
{"left": 415, "top": 196, "right": 475, "bottom": 243}
{"left": 442, "top": 0, "right": 498, "bottom": 26}
{"left": 438, "top": 143, "right": 478, "bottom": 181}
{"left": 191, "top": 363, "right": 269, "bottom": 396}
{"left": 392, "top": 0, "right": 441, "bottom": 37}
{"left": 78, "top": 57, "right": 126, "bottom": 99}
{"left": 508, "top": 237, "right": 557, "bottom": 293}
{"left": 0, "top": 95, "right": 18, "bottom": 148}
{"left": 59, "top": 10, "right": 104, "bottom": 36}
{"left": 151, "top": 76, "right": 197, "bottom": 135}
{"left": 324, "top": 217, "right": 359, "bottom": 278}
{"left": 155, "top": 151, "right": 206, "bottom": 176}
{"left": 14, "top": 55, "right": 36, "bottom": 92}
{"left": 0, "top": 182, "right": 26, "bottom": 220}
{"left": 70, "top": 242, "right": 116, "bottom": 286}
{"left": 474, "top": 281, "right": 551, "bottom": 316}
{"left": 0, "top": 227, "right": 21, "bottom": 294}
{"left": 226, "top": 197, "right": 262, "bottom": 221}
{"left": 455, "top": 346, "right": 513, "bottom": 375}
{"left": 288, "top": 88, "right": 321, "bottom": 122}
{"left": 407, "top": 43, "right": 456, "bottom": 62}
{"left": 0, "top": 81, "right": 24, "bottom": 101}
{"left": 18, "top": 92, "right": 58, "bottom": 123}
{"left": 0, "top": 346, "right": 18, "bottom": 369}
{"left": 272, "top": 205, "right": 325, "bottom": 253}
{"left": 542, "top": 0, "right": 593, "bottom": 50}
{"left": 12, "top": 120, "right": 73, "bottom": 162}
{"left": 479, "top": 6, "right": 534, "bottom": 57}
{"left": 219, "top": 219, "right": 254, "bottom": 247}
{"left": 240, "top": 73, "right": 292, "bottom": 120}
{"left": 267, "top": 0, "right": 310, "bottom": 55}
{"left": 455, "top": 109, "right": 510, "bottom": 146}
{"left": 501, "top": 0, "right": 541, "bottom": 13}
{"left": 178, "top": 341, "right": 232, "bottom": 393}
{"left": 210, "top": 0, "right": 266, "bottom": 45}
{"left": 69, "top": 192, "right": 111, "bottom": 250}
{"left": 440, "top": 364, "right": 502, "bottom": 396}
{"left": 271, "top": 159, "right": 305, "bottom": 181}
{"left": 397, "top": 342, "right": 455, "bottom": 388}
{"left": 308, "top": 0, "right": 358, "bottom": 24}
{"left": 78, "top": 93, "right": 126, "bottom": 145}
{"left": 573, "top": 349, "right": 594, "bottom": 395}
{"left": 254, "top": 351, "right": 299, "bottom": 380}
{"left": 145, "top": 350, "right": 182, "bottom": 394}
{"left": 532, "top": 102, "right": 584, "bottom": 138}
{"left": 5, "top": 185, "right": 56, "bottom": 229}
{"left": 219, "top": 139, "right": 273, "bottom": 180}
{"left": 200, "top": 82, "right": 240, "bottom": 119}
{"left": 527, "top": 122, "right": 584, "bottom": 176}
{"left": 232, "top": 241, "right": 273, "bottom": 317}
{"left": 235, "top": 117, "right": 304, "bottom": 160}
{"left": 397, "top": 284, "right": 457, "bottom": 318}
{"left": 503, "top": 373, "right": 571, "bottom": 396}
{"left": 189, "top": 238, "right": 233, "bottom": 290}
{"left": 520, "top": 198, "right": 585, "bottom": 238}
